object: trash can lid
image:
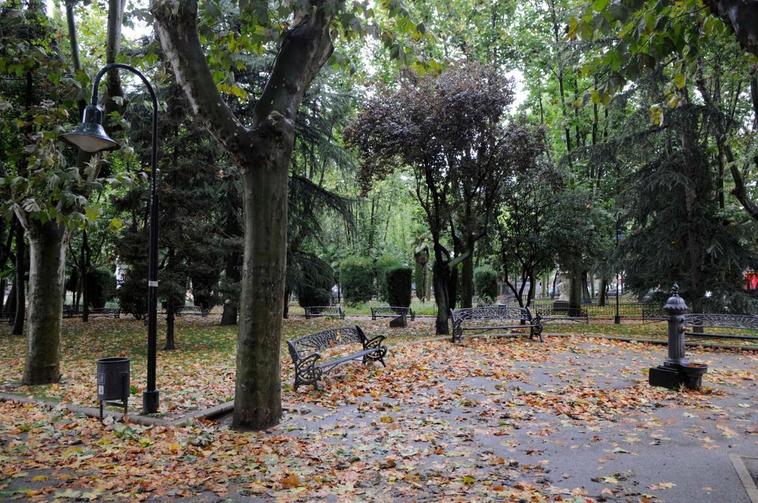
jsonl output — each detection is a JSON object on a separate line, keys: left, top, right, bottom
{"left": 96, "top": 357, "right": 130, "bottom": 364}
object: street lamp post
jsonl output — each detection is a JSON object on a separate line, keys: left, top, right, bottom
{"left": 62, "top": 63, "right": 160, "bottom": 414}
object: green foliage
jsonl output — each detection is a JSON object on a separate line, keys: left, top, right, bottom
{"left": 117, "top": 271, "right": 146, "bottom": 319}
{"left": 474, "top": 266, "right": 498, "bottom": 304}
{"left": 86, "top": 268, "right": 115, "bottom": 309}
{"left": 546, "top": 189, "right": 614, "bottom": 276}
{"left": 374, "top": 255, "right": 402, "bottom": 301}
{"left": 293, "top": 252, "right": 334, "bottom": 308}
{"left": 385, "top": 266, "right": 412, "bottom": 307}
{"left": 340, "top": 256, "right": 375, "bottom": 305}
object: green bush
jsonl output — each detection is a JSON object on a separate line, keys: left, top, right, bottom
{"left": 117, "top": 271, "right": 147, "bottom": 319}
{"left": 374, "top": 255, "right": 402, "bottom": 301}
{"left": 474, "top": 266, "right": 498, "bottom": 304}
{"left": 293, "top": 253, "right": 334, "bottom": 307}
{"left": 299, "top": 285, "right": 332, "bottom": 308}
{"left": 386, "top": 266, "right": 412, "bottom": 307}
{"left": 87, "top": 268, "right": 117, "bottom": 309}
{"left": 341, "top": 256, "right": 375, "bottom": 304}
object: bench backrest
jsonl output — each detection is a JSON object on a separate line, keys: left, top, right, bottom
{"left": 304, "top": 306, "right": 344, "bottom": 319}
{"left": 371, "top": 306, "right": 412, "bottom": 315}
{"left": 451, "top": 306, "right": 532, "bottom": 325}
{"left": 683, "top": 313, "right": 758, "bottom": 330}
{"left": 287, "top": 325, "right": 367, "bottom": 361}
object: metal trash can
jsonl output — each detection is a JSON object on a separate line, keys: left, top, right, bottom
{"left": 96, "top": 357, "right": 130, "bottom": 421}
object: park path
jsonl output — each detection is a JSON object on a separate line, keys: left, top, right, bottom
{"left": 219, "top": 338, "right": 758, "bottom": 502}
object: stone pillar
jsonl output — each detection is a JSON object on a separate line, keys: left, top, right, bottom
{"left": 663, "top": 283, "right": 688, "bottom": 367}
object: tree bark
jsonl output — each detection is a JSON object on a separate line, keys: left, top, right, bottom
{"left": 568, "top": 270, "right": 582, "bottom": 316}
{"left": 6, "top": 283, "right": 16, "bottom": 322}
{"left": 221, "top": 250, "right": 240, "bottom": 326}
{"left": 81, "top": 229, "right": 89, "bottom": 322}
{"left": 704, "top": 0, "right": 758, "bottom": 57}
{"left": 598, "top": 277, "right": 608, "bottom": 306}
{"left": 432, "top": 249, "right": 451, "bottom": 335}
{"left": 12, "top": 218, "right": 25, "bottom": 336}
{"left": 165, "top": 301, "right": 176, "bottom": 350}
{"left": 153, "top": 0, "right": 335, "bottom": 430}
{"left": 22, "top": 220, "right": 66, "bottom": 385}
{"left": 460, "top": 243, "right": 474, "bottom": 308}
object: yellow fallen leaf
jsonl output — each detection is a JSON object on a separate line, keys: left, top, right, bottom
{"left": 281, "top": 473, "right": 301, "bottom": 489}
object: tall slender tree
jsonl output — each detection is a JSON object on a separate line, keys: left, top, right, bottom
{"left": 152, "top": 0, "right": 339, "bottom": 430}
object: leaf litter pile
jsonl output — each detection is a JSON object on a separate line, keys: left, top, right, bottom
{"left": 1, "top": 317, "right": 757, "bottom": 501}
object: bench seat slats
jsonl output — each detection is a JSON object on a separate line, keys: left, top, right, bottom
{"left": 288, "top": 325, "right": 387, "bottom": 390}
{"left": 450, "top": 306, "right": 544, "bottom": 343}
{"left": 682, "top": 313, "right": 758, "bottom": 341}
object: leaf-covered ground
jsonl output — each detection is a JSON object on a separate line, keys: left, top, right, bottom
{"left": 0, "top": 317, "right": 433, "bottom": 417}
{"left": 1, "top": 318, "right": 757, "bottom": 501}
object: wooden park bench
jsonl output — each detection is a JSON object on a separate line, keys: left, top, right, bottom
{"left": 370, "top": 306, "right": 415, "bottom": 321}
{"left": 304, "top": 305, "right": 345, "bottom": 320}
{"left": 287, "top": 325, "right": 387, "bottom": 390}
{"left": 683, "top": 313, "right": 758, "bottom": 341}
{"left": 450, "top": 305, "right": 544, "bottom": 343}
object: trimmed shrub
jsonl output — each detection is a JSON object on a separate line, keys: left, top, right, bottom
{"left": 374, "top": 255, "right": 402, "bottom": 301}
{"left": 117, "top": 271, "right": 147, "bottom": 319}
{"left": 474, "top": 266, "right": 498, "bottom": 304}
{"left": 299, "top": 285, "right": 332, "bottom": 308}
{"left": 294, "top": 253, "right": 334, "bottom": 308}
{"left": 341, "top": 256, "right": 375, "bottom": 304}
{"left": 87, "top": 268, "right": 116, "bottom": 309}
{"left": 386, "top": 266, "right": 412, "bottom": 307}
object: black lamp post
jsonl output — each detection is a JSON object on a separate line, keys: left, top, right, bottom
{"left": 62, "top": 63, "right": 160, "bottom": 414}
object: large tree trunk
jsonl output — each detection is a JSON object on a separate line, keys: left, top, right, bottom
{"left": 460, "top": 253, "right": 474, "bottom": 308}
{"left": 80, "top": 229, "right": 89, "bottom": 322}
{"left": 153, "top": 0, "right": 334, "bottom": 430}
{"left": 568, "top": 270, "right": 582, "bottom": 316}
{"left": 432, "top": 251, "right": 451, "bottom": 335}
{"left": 12, "top": 219, "right": 25, "bottom": 336}
{"left": 459, "top": 235, "right": 475, "bottom": 308}
{"left": 165, "top": 301, "right": 176, "bottom": 350}
{"left": 220, "top": 252, "right": 240, "bottom": 326}
{"left": 598, "top": 277, "right": 608, "bottom": 306}
{"left": 6, "top": 283, "right": 15, "bottom": 321}
{"left": 234, "top": 151, "right": 289, "bottom": 429}
{"left": 22, "top": 220, "right": 66, "bottom": 385}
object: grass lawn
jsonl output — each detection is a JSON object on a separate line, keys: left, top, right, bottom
{"left": 0, "top": 316, "right": 434, "bottom": 417}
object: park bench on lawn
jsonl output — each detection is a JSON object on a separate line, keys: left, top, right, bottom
{"left": 370, "top": 306, "right": 415, "bottom": 321}
{"left": 304, "top": 305, "right": 345, "bottom": 319}
{"left": 287, "top": 325, "right": 387, "bottom": 390}
{"left": 683, "top": 313, "right": 758, "bottom": 341}
{"left": 88, "top": 307, "right": 121, "bottom": 318}
{"left": 175, "top": 306, "right": 209, "bottom": 317}
{"left": 61, "top": 305, "right": 120, "bottom": 318}
{"left": 533, "top": 305, "right": 588, "bottom": 324}
{"left": 450, "top": 305, "right": 544, "bottom": 343}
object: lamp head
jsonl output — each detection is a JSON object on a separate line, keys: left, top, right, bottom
{"left": 62, "top": 105, "right": 119, "bottom": 153}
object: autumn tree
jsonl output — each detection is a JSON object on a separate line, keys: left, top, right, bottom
{"left": 347, "top": 63, "right": 518, "bottom": 334}
{"left": 0, "top": 1, "right": 126, "bottom": 383}
{"left": 151, "top": 0, "right": 341, "bottom": 430}
{"left": 494, "top": 127, "right": 559, "bottom": 308}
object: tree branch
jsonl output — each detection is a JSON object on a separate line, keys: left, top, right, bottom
{"left": 152, "top": 0, "right": 250, "bottom": 159}
{"left": 704, "top": 0, "right": 758, "bottom": 57}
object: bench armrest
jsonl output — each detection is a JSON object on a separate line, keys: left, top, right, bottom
{"left": 363, "top": 334, "right": 385, "bottom": 350}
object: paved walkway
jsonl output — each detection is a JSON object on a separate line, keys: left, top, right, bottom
{"left": 221, "top": 337, "right": 758, "bottom": 501}
{"left": 3, "top": 335, "right": 756, "bottom": 501}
